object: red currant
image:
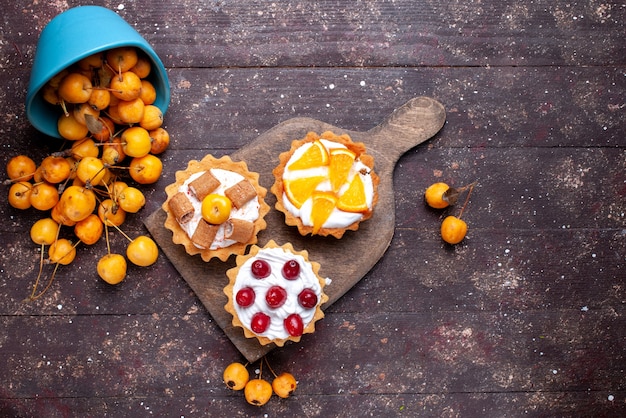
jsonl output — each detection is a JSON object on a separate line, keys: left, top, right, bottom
{"left": 265, "top": 286, "right": 287, "bottom": 308}
{"left": 236, "top": 287, "right": 255, "bottom": 307}
{"left": 298, "top": 288, "right": 318, "bottom": 309}
{"left": 251, "top": 259, "right": 270, "bottom": 279}
{"left": 250, "top": 312, "right": 270, "bottom": 333}
{"left": 284, "top": 313, "right": 304, "bottom": 337}
{"left": 281, "top": 259, "right": 300, "bottom": 279}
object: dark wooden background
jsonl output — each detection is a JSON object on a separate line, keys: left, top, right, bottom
{"left": 1, "top": 1, "right": 624, "bottom": 417}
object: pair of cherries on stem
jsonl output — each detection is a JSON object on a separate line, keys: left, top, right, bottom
{"left": 424, "top": 181, "right": 477, "bottom": 244}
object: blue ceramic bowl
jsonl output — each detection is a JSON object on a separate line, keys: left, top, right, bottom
{"left": 26, "top": 5, "right": 170, "bottom": 138}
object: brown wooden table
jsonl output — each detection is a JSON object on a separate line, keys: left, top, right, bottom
{"left": 1, "top": 1, "right": 624, "bottom": 417}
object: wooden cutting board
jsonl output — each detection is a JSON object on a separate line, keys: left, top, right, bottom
{"left": 145, "top": 97, "right": 446, "bottom": 362}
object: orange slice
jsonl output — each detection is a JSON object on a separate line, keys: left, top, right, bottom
{"left": 287, "top": 140, "right": 329, "bottom": 170}
{"left": 310, "top": 191, "right": 337, "bottom": 234}
{"left": 337, "top": 174, "right": 368, "bottom": 212}
{"left": 284, "top": 176, "right": 326, "bottom": 209}
{"left": 328, "top": 148, "right": 356, "bottom": 192}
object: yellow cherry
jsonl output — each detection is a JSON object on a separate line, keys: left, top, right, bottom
{"left": 440, "top": 215, "right": 468, "bottom": 244}
{"left": 272, "top": 372, "right": 297, "bottom": 398}
{"left": 126, "top": 236, "right": 158, "bottom": 267}
{"left": 97, "top": 254, "right": 127, "bottom": 285}
{"left": 244, "top": 379, "right": 273, "bottom": 406}
{"left": 223, "top": 362, "right": 249, "bottom": 391}
{"left": 424, "top": 182, "right": 451, "bottom": 209}
{"left": 201, "top": 194, "right": 232, "bottom": 224}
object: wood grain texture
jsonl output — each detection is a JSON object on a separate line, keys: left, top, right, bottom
{"left": 0, "top": 0, "right": 624, "bottom": 416}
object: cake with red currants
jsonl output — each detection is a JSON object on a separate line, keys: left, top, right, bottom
{"left": 162, "top": 154, "right": 270, "bottom": 261}
{"left": 224, "top": 240, "right": 329, "bottom": 346}
{"left": 271, "top": 131, "right": 379, "bottom": 238}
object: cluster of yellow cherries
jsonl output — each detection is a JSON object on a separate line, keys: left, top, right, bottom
{"left": 5, "top": 46, "right": 169, "bottom": 300}
{"left": 223, "top": 358, "right": 297, "bottom": 406}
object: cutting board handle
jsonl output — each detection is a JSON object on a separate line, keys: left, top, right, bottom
{"left": 368, "top": 97, "right": 446, "bottom": 164}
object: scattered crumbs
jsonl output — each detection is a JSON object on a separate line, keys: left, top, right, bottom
{"left": 504, "top": 249, "right": 510, "bottom": 254}
{"left": 177, "top": 79, "right": 192, "bottom": 89}
{"left": 328, "top": 83, "right": 335, "bottom": 89}
{"left": 581, "top": 306, "right": 589, "bottom": 312}
{"left": 117, "top": 4, "right": 124, "bottom": 10}
{"left": 552, "top": 369, "right": 558, "bottom": 374}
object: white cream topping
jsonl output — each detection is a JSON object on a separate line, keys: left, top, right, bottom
{"left": 232, "top": 247, "right": 323, "bottom": 340}
{"left": 282, "top": 139, "right": 374, "bottom": 229}
{"left": 178, "top": 169, "right": 260, "bottom": 249}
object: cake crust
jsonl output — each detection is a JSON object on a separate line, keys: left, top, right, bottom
{"left": 224, "top": 240, "right": 329, "bottom": 347}
{"left": 271, "top": 131, "right": 379, "bottom": 238}
{"left": 162, "top": 154, "right": 270, "bottom": 262}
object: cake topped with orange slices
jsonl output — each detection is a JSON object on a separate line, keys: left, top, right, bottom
{"left": 271, "top": 131, "right": 379, "bottom": 238}
{"left": 163, "top": 154, "right": 270, "bottom": 262}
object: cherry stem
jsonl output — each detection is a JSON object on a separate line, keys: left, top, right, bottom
{"left": 32, "top": 239, "right": 81, "bottom": 299}
{"left": 457, "top": 181, "right": 477, "bottom": 219}
{"left": 60, "top": 99, "right": 69, "bottom": 117}
{"left": 29, "top": 263, "right": 60, "bottom": 301}
{"left": 55, "top": 222, "right": 62, "bottom": 244}
{"left": 104, "top": 224, "right": 112, "bottom": 255}
{"left": 3, "top": 171, "right": 37, "bottom": 185}
{"left": 110, "top": 222, "right": 133, "bottom": 243}
{"left": 104, "top": 62, "right": 122, "bottom": 81}
{"left": 264, "top": 356, "right": 278, "bottom": 378}
{"left": 28, "top": 244, "right": 46, "bottom": 301}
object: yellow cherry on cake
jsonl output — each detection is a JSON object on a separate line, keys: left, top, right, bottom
{"left": 162, "top": 154, "right": 270, "bottom": 262}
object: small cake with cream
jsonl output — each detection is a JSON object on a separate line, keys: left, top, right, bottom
{"left": 224, "top": 240, "right": 329, "bottom": 347}
{"left": 271, "top": 131, "right": 379, "bottom": 238}
{"left": 163, "top": 154, "right": 270, "bottom": 261}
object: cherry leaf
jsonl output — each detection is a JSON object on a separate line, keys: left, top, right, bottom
{"left": 442, "top": 187, "right": 460, "bottom": 205}
{"left": 85, "top": 114, "right": 103, "bottom": 134}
